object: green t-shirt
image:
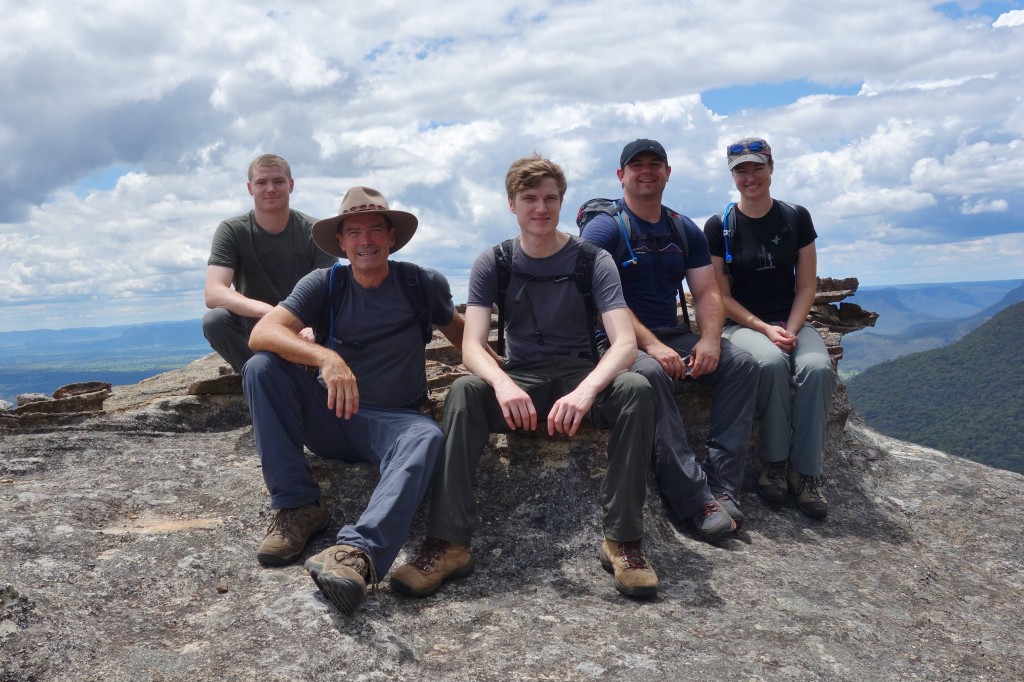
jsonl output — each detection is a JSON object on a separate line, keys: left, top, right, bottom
{"left": 207, "top": 210, "right": 337, "bottom": 305}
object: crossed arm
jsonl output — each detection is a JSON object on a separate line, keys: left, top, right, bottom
{"left": 249, "top": 305, "right": 476, "bottom": 421}
{"left": 205, "top": 265, "right": 315, "bottom": 342}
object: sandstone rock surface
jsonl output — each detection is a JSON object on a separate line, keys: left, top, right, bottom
{"left": 2, "top": 282, "right": 1022, "bottom": 681}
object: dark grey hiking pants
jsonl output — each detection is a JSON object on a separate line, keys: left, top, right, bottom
{"left": 632, "top": 333, "right": 758, "bottom": 516}
{"left": 427, "top": 357, "right": 655, "bottom": 546}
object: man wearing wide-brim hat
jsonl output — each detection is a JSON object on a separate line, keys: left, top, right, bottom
{"left": 242, "top": 186, "right": 467, "bottom": 616}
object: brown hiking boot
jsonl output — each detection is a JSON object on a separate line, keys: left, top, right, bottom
{"left": 255, "top": 498, "right": 329, "bottom": 567}
{"left": 600, "top": 539, "right": 658, "bottom": 599}
{"left": 390, "top": 537, "right": 474, "bottom": 597}
{"left": 305, "top": 544, "right": 377, "bottom": 615}
{"left": 757, "top": 460, "right": 789, "bottom": 504}
{"left": 787, "top": 468, "right": 829, "bottom": 520}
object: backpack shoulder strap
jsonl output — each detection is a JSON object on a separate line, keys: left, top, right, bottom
{"left": 662, "top": 208, "right": 693, "bottom": 329}
{"left": 323, "top": 263, "right": 349, "bottom": 351}
{"left": 493, "top": 239, "right": 515, "bottom": 357}
{"left": 665, "top": 209, "right": 691, "bottom": 262}
{"left": 777, "top": 200, "right": 798, "bottom": 227}
{"left": 394, "top": 261, "right": 432, "bottom": 344}
{"left": 574, "top": 240, "right": 601, "bottom": 362}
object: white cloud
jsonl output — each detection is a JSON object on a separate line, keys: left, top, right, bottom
{"left": 2, "top": 0, "right": 1024, "bottom": 330}
{"left": 994, "top": 10, "right": 1024, "bottom": 28}
{"left": 961, "top": 198, "right": 1009, "bottom": 215}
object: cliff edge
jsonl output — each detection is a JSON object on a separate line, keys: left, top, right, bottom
{"left": 2, "top": 281, "right": 1022, "bottom": 681}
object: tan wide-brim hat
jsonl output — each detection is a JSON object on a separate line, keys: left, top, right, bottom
{"left": 312, "top": 186, "right": 418, "bottom": 259}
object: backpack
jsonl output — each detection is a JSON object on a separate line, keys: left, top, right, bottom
{"left": 492, "top": 238, "right": 601, "bottom": 362}
{"left": 318, "top": 261, "right": 432, "bottom": 352}
{"left": 576, "top": 198, "right": 693, "bottom": 328}
{"left": 720, "top": 200, "right": 799, "bottom": 274}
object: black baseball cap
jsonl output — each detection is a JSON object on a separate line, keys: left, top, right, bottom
{"left": 620, "top": 139, "right": 668, "bottom": 168}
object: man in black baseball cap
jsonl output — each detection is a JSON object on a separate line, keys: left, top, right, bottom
{"left": 619, "top": 138, "right": 668, "bottom": 168}
{"left": 579, "top": 138, "right": 759, "bottom": 544}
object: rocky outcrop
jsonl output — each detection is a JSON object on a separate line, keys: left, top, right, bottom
{"left": 3, "top": 281, "right": 1022, "bottom": 681}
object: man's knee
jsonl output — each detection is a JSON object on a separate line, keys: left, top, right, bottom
{"left": 444, "top": 375, "right": 490, "bottom": 410}
{"left": 632, "top": 354, "right": 670, "bottom": 385}
{"left": 203, "top": 307, "right": 234, "bottom": 338}
{"left": 612, "top": 372, "right": 655, "bottom": 410}
{"left": 242, "top": 351, "right": 288, "bottom": 386}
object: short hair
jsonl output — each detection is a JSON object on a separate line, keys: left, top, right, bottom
{"left": 248, "top": 154, "right": 292, "bottom": 182}
{"left": 504, "top": 155, "right": 568, "bottom": 200}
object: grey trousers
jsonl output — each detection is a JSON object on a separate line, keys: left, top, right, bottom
{"left": 242, "top": 351, "right": 442, "bottom": 575}
{"left": 426, "top": 357, "right": 655, "bottom": 545}
{"left": 722, "top": 323, "right": 836, "bottom": 476}
{"left": 202, "top": 307, "right": 257, "bottom": 374}
{"left": 632, "top": 333, "right": 758, "bottom": 515}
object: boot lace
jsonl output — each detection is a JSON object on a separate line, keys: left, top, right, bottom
{"left": 410, "top": 537, "right": 450, "bottom": 571}
{"left": 265, "top": 507, "right": 303, "bottom": 539}
{"left": 766, "top": 461, "right": 788, "bottom": 484}
{"left": 697, "top": 499, "right": 724, "bottom": 520}
{"left": 329, "top": 546, "right": 380, "bottom": 596}
{"left": 617, "top": 540, "right": 650, "bottom": 571}
{"left": 797, "top": 475, "right": 828, "bottom": 500}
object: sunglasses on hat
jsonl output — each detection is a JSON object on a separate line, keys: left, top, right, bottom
{"left": 727, "top": 140, "right": 771, "bottom": 157}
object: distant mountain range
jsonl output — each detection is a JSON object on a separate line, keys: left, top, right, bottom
{"left": 0, "top": 319, "right": 209, "bottom": 403}
{"left": 2, "top": 279, "right": 1022, "bottom": 408}
{"left": 840, "top": 279, "right": 1024, "bottom": 374}
{"left": 846, "top": 301, "right": 1024, "bottom": 475}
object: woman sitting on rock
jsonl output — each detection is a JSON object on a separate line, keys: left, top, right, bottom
{"left": 703, "top": 137, "right": 836, "bottom": 520}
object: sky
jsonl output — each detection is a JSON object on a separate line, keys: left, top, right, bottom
{"left": 2, "top": 0, "right": 1023, "bottom": 332}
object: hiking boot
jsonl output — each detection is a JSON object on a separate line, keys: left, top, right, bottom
{"left": 390, "top": 537, "right": 474, "bottom": 597}
{"left": 713, "top": 490, "right": 745, "bottom": 530}
{"left": 255, "top": 498, "right": 329, "bottom": 567}
{"left": 690, "top": 499, "right": 736, "bottom": 542}
{"left": 757, "top": 460, "right": 789, "bottom": 504}
{"left": 788, "top": 469, "right": 828, "bottom": 520}
{"left": 305, "top": 544, "right": 377, "bottom": 615}
{"left": 600, "top": 539, "right": 658, "bottom": 599}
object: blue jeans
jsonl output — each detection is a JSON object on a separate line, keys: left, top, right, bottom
{"left": 242, "top": 351, "right": 442, "bottom": 574}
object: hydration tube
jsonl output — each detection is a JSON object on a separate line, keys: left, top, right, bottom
{"left": 723, "top": 202, "right": 736, "bottom": 264}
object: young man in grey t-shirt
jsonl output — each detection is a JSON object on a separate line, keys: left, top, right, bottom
{"left": 392, "top": 156, "right": 659, "bottom": 600}
{"left": 242, "top": 186, "right": 466, "bottom": 616}
{"left": 203, "top": 154, "right": 336, "bottom": 373}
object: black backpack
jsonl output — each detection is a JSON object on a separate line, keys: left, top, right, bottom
{"left": 577, "top": 198, "right": 693, "bottom": 328}
{"left": 719, "top": 200, "right": 799, "bottom": 274}
{"left": 492, "top": 238, "right": 601, "bottom": 362}
{"left": 317, "top": 261, "right": 432, "bottom": 352}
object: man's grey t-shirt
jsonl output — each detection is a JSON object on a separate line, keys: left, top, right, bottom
{"left": 468, "top": 235, "right": 626, "bottom": 364}
{"left": 282, "top": 263, "right": 455, "bottom": 408}
{"left": 207, "top": 210, "right": 336, "bottom": 305}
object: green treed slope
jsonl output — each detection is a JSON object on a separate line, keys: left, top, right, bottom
{"left": 846, "top": 301, "right": 1024, "bottom": 475}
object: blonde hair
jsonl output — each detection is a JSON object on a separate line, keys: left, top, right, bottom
{"left": 247, "top": 154, "right": 292, "bottom": 181}
{"left": 504, "top": 155, "right": 567, "bottom": 200}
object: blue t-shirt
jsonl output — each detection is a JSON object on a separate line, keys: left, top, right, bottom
{"left": 281, "top": 262, "right": 455, "bottom": 408}
{"left": 580, "top": 202, "right": 710, "bottom": 330}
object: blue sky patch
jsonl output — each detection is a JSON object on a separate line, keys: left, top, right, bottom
{"left": 701, "top": 79, "right": 861, "bottom": 116}
{"left": 934, "top": 1, "right": 1022, "bottom": 20}
{"left": 74, "top": 164, "right": 141, "bottom": 198}
{"left": 415, "top": 37, "right": 455, "bottom": 61}
{"left": 364, "top": 41, "right": 392, "bottom": 62}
